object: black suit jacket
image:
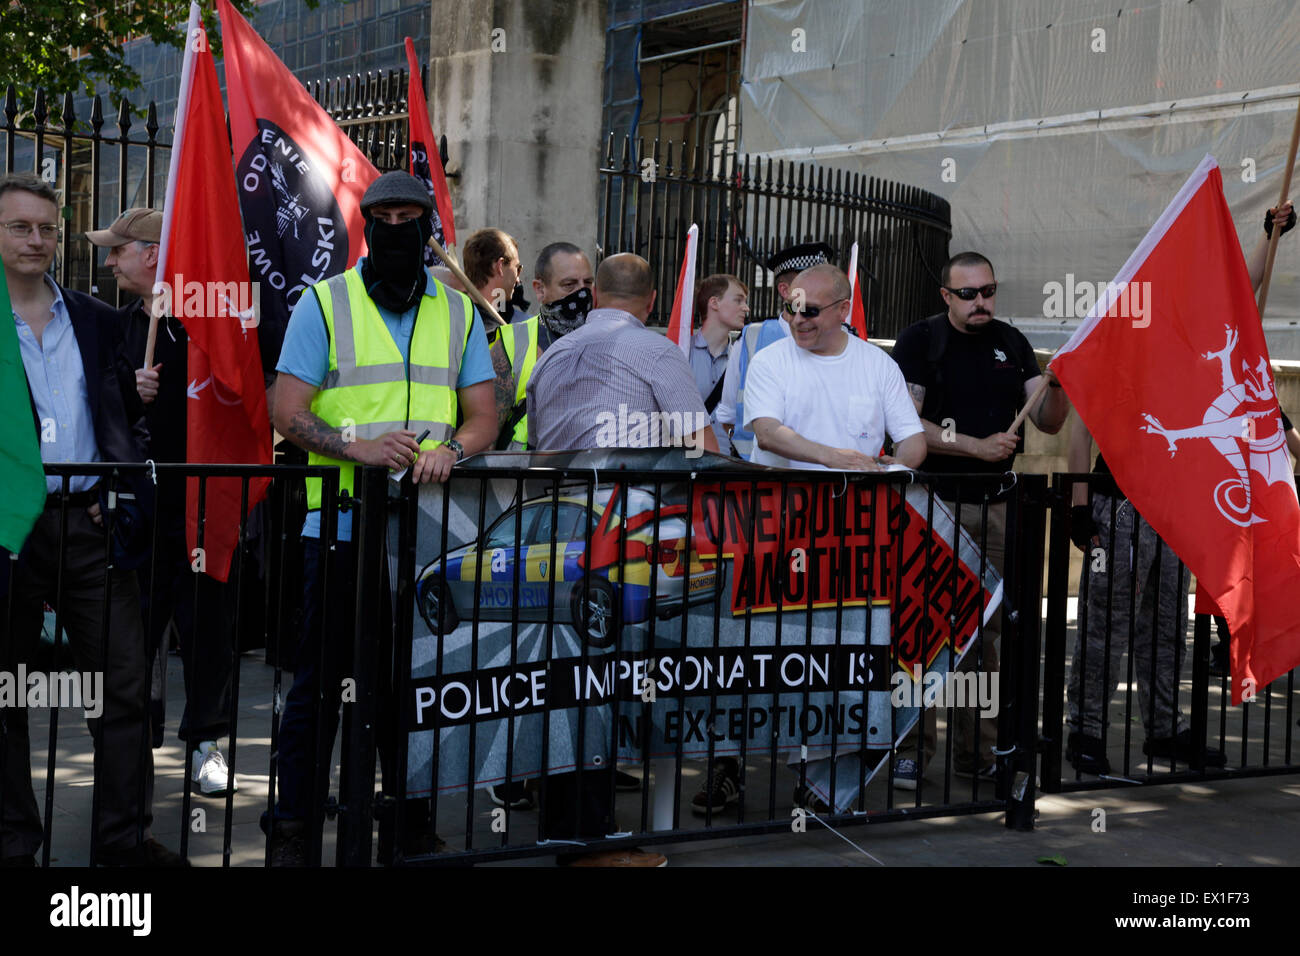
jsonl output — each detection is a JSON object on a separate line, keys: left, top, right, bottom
{"left": 59, "top": 287, "right": 156, "bottom": 553}
{"left": 59, "top": 288, "right": 150, "bottom": 464}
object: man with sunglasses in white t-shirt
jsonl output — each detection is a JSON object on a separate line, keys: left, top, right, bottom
{"left": 889, "top": 251, "right": 1070, "bottom": 791}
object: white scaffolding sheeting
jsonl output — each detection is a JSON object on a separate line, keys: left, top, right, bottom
{"left": 741, "top": 0, "right": 1300, "bottom": 351}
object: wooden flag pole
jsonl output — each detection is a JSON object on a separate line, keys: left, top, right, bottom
{"left": 1256, "top": 92, "right": 1300, "bottom": 316}
{"left": 427, "top": 235, "right": 502, "bottom": 326}
{"left": 142, "top": 308, "right": 161, "bottom": 370}
{"left": 1007, "top": 375, "right": 1051, "bottom": 434}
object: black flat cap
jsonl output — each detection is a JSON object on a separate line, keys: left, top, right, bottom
{"left": 767, "top": 241, "right": 835, "bottom": 276}
{"left": 360, "top": 171, "right": 434, "bottom": 213}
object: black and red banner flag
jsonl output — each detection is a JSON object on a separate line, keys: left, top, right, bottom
{"left": 217, "top": 0, "right": 379, "bottom": 366}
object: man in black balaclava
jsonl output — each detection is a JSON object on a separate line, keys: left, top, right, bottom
{"left": 268, "top": 170, "right": 497, "bottom": 864}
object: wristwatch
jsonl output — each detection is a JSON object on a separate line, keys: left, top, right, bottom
{"left": 443, "top": 437, "right": 465, "bottom": 461}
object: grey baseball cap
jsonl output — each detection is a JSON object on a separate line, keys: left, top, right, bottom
{"left": 360, "top": 171, "right": 433, "bottom": 213}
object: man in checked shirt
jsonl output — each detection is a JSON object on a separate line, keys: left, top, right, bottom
{"left": 526, "top": 253, "right": 715, "bottom": 867}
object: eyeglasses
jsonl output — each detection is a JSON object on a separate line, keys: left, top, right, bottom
{"left": 3, "top": 221, "right": 59, "bottom": 239}
{"left": 943, "top": 283, "right": 997, "bottom": 300}
{"left": 784, "top": 297, "right": 847, "bottom": 319}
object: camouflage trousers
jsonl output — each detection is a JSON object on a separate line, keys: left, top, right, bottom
{"left": 1067, "top": 494, "right": 1189, "bottom": 740}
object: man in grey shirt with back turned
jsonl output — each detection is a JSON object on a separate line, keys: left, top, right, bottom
{"left": 525, "top": 253, "right": 714, "bottom": 867}
{"left": 527, "top": 253, "right": 718, "bottom": 456}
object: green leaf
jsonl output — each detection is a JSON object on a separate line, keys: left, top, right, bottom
{"left": 1036, "top": 854, "right": 1068, "bottom": 866}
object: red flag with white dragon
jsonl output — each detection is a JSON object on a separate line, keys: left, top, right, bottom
{"left": 1050, "top": 155, "right": 1300, "bottom": 705}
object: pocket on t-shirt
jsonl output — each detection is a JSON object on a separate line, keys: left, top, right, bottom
{"left": 847, "top": 397, "right": 877, "bottom": 441}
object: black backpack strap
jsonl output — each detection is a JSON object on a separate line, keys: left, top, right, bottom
{"left": 920, "top": 313, "right": 950, "bottom": 423}
{"left": 703, "top": 374, "right": 726, "bottom": 415}
{"left": 494, "top": 400, "right": 527, "bottom": 451}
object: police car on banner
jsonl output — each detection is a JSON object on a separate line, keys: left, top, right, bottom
{"left": 415, "top": 483, "right": 720, "bottom": 646}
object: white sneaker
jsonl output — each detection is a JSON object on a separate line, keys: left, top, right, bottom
{"left": 191, "top": 741, "right": 238, "bottom": 796}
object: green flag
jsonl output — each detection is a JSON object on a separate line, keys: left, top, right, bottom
{"left": 0, "top": 267, "right": 45, "bottom": 553}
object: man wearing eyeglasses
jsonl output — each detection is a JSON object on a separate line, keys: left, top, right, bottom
{"left": 888, "top": 250, "right": 1070, "bottom": 790}
{"left": 0, "top": 173, "right": 183, "bottom": 866}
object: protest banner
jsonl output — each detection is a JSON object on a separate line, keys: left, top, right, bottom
{"left": 400, "top": 451, "right": 1001, "bottom": 812}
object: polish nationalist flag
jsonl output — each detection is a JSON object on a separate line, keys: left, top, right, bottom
{"left": 665, "top": 223, "right": 699, "bottom": 357}
{"left": 1049, "top": 155, "right": 1300, "bottom": 706}
{"left": 404, "top": 37, "right": 456, "bottom": 266}
{"left": 158, "top": 3, "right": 272, "bottom": 582}
{"left": 217, "top": 0, "right": 378, "bottom": 365}
{"left": 847, "top": 241, "right": 868, "bottom": 338}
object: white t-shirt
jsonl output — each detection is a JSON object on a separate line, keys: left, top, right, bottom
{"left": 742, "top": 334, "right": 923, "bottom": 470}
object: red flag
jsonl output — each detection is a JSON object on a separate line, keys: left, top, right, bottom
{"left": 847, "top": 241, "right": 868, "bottom": 338}
{"left": 217, "top": 0, "right": 378, "bottom": 363}
{"left": 1050, "top": 156, "right": 1300, "bottom": 705}
{"left": 405, "top": 37, "right": 456, "bottom": 261}
{"left": 665, "top": 223, "right": 698, "bottom": 356}
{"left": 158, "top": 4, "right": 272, "bottom": 582}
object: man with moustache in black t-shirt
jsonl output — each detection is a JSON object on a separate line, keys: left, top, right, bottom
{"left": 890, "top": 251, "right": 1070, "bottom": 790}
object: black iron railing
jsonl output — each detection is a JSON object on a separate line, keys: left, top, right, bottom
{"left": 0, "top": 71, "right": 444, "bottom": 303}
{"left": 598, "top": 134, "right": 953, "bottom": 338}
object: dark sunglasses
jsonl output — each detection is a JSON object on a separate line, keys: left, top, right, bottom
{"left": 943, "top": 283, "right": 997, "bottom": 300}
{"left": 784, "top": 296, "right": 847, "bottom": 319}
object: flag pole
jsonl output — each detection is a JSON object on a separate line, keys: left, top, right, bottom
{"left": 1256, "top": 91, "right": 1300, "bottom": 316}
{"left": 147, "top": 2, "right": 203, "bottom": 369}
{"left": 428, "top": 235, "right": 502, "bottom": 326}
{"left": 1007, "top": 376, "right": 1051, "bottom": 434}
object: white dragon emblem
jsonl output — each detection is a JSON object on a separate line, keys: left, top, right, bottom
{"left": 1141, "top": 324, "right": 1294, "bottom": 527}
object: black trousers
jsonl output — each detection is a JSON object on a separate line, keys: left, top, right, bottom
{"left": 275, "top": 538, "right": 426, "bottom": 851}
{"left": 138, "top": 526, "right": 235, "bottom": 745}
{"left": 540, "top": 769, "right": 615, "bottom": 844}
{"left": 0, "top": 505, "right": 154, "bottom": 857}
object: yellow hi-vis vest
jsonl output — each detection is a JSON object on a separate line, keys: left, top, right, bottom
{"left": 305, "top": 267, "right": 472, "bottom": 510}
{"left": 497, "top": 316, "right": 540, "bottom": 448}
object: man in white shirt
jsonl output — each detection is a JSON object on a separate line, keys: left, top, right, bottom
{"left": 715, "top": 242, "right": 831, "bottom": 458}
{"left": 744, "top": 264, "right": 926, "bottom": 470}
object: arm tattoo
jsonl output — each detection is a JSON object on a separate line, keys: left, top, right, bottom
{"left": 907, "top": 382, "right": 926, "bottom": 409}
{"left": 286, "top": 409, "right": 355, "bottom": 461}
{"left": 490, "top": 340, "right": 517, "bottom": 430}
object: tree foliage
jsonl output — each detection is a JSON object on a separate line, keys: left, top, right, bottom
{"left": 0, "top": 2, "right": 316, "bottom": 108}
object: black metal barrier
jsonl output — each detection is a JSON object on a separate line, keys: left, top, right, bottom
{"left": 0, "top": 461, "right": 392, "bottom": 868}
{"left": 1041, "top": 473, "right": 1299, "bottom": 793}
{"left": 6, "top": 458, "right": 1295, "bottom": 867}
{"left": 384, "top": 455, "right": 1044, "bottom": 865}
